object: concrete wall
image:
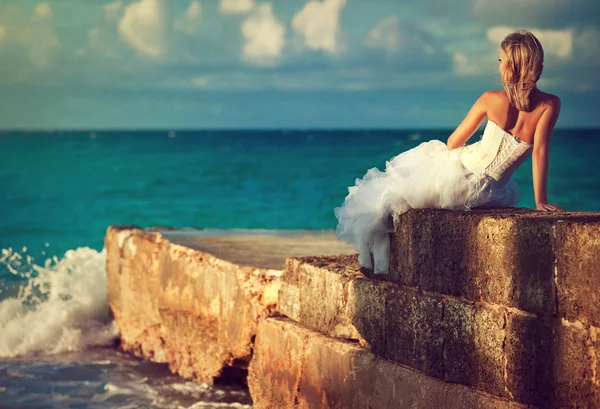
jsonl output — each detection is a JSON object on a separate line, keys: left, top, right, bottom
{"left": 106, "top": 208, "right": 600, "bottom": 408}
{"left": 106, "top": 226, "right": 281, "bottom": 382}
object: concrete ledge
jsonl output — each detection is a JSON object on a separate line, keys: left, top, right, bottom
{"left": 383, "top": 209, "right": 600, "bottom": 319}
{"left": 105, "top": 210, "right": 600, "bottom": 408}
{"left": 280, "top": 254, "right": 600, "bottom": 406}
{"left": 248, "top": 317, "right": 528, "bottom": 409}
{"left": 106, "top": 226, "right": 354, "bottom": 383}
{"left": 106, "top": 227, "right": 169, "bottom": 363}
{"left": 279, "top": 255, "right": 365, "bottom": 341}
{"left": 106, "top": 226, "right": 275, "bottom": 381}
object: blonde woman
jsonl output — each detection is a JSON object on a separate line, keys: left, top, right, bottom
{"left": 334, "top": 30, "right": 563, "bottom": 275}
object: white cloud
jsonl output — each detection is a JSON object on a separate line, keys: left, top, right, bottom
{"left": 118, "top": 0, "right": 170, "bottom": 58}
{"left": 452, "top": 51, "right": 495, "bottom": 77}
{"left": 10, "top": 4, "right": 60, "bottom": 66}
{"left": 28, "top": 27, "right": 60, "bottom": 67}
{"left": 575, "top": 26, "right": 600, "bottom": 64}
{"left": 104, "top": 1, "right": 123, "bottom": 22}
{"left": 363, "top": 17, "right": 444, "bottom": 69}
{"left": 183, "top": 74, "right": 265, "bottom": 90}
{"left": 192, "top": 76, "right": 209, "bottom": 88}
{"left": 473, "top": 0, "right": 600, "bottom": 29}
{"left": 219, "top": 0, "right": 254, "bottom": 15}
{"left": 87, "top": 27, "right": 119, "bottom": 59}
{"left": 0, "top": 26, "right": 6, "bottom": 46}
{"left": 182, "top": 68, "right": 449, "bottom": 92}
{"left": 241, "top": 4, "right": 285, "bottom": 66}
{"left": 487, "top": 26, "right": 573, "bottom": 60}
{"left": 292, "top": 0, "right": 346, "bottom": 54}
{"left": 89, "top": 27, "right": 102, "bottom": 42}
{"left": 364, "top": 16, "right": 401, "bottom": 52}
{"left": 474, "top": 0, "right": 548, "bottom": 16}
{"left": 33, "top": 3, "right": 52, "bottom": 21}
{"left": 174, "top": 1, "right": 202, "bottom": 35}
{"left": 452, "top": 52, "right": 472, "bottom": 76}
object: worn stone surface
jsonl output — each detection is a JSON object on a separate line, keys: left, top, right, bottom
{"left": 279, "top": 255, "right": 363, "bottom": 341}
{"left": 442, "top": 299, "right": 506, "bottom": 396}
{"left": 554, "top": 220, "right": 600, "bottom": 327}
{"left": 106, "top": 226, "right": 353, "bottom": 383}
{"left": 248, "top": 317, "right": 529, "bottom": 409}
{"left": 384, "top": 208, "right": 600, "bottom": 317}
{"left": 383, "top": 283, "right": 446, "bottom": 380}
{"left": 505, "top": 314, "right": 599, "bottom": 408}
{"left": 106, "top": 208, "right": 600, "bottom": 408}
{"left": 105, "top": 226, "right": 169, "bottom": 363}
{"left": 246, "top": 317, "right": 309, "bottom": 409}
{"left": 281, "top": 254, "right": 600, "bottom": 404}
{"left": 158, "top": 229, "right": 355, "bottom": 270}
{"left": 281, "top": 255, "right": 506, "bottom": 391}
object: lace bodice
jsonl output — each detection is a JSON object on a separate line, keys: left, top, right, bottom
{"left": 459, "top": 120, "right": 533, "bottom": 186}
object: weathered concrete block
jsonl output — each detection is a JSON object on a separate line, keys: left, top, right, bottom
{"left": 278, "top": 282, "right": 301, "bottom": 322}
{"left": 105, "top": 226, "right": 281, "bottom": 383}
{"left": 442, "top": 300, "right": 506, "bottom": 396}
{"left": 248, "top": 317, "right": 529, "bottom": 409}
{"left": 346, "top": 277, "right": 386, "bottom": 355}
{"left": 105, "top": 226, "right": 169, "bottom": 362}
{"left": 505, "top": 313, "right": 599, "bottom": 408}
{"left": 246, "top": 317, "right": 306, "bottom": 409}
{"left": 281, "top": 256, "right": 507, "bottom": 395}
{"left": 382, "top": 286, "right": 507, "bottom": 396}
{"left": 384, "top": 284, "right": 445, "bottom": 379}
{"left": 279, "top": 255, "right": 364, "bottom": 341}
{"left": 385, "top": 208, "right": 600, "bottom": 317}
{"left": 554, "top": 220, "right": 600, "bottom": 327}
{"left": 281, "top": 255, "right": 600, "bottom": 404}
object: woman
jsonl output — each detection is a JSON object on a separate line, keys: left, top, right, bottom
{"left": 334, "top": 30, "right": 563, "bottom": 275}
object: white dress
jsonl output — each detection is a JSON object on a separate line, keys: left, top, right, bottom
{"left": 334, "top": 119, "right": 534, "bottom": 274}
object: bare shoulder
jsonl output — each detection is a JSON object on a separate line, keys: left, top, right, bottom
{"left": 481, "top": 89, "right": 504, "bottom": 100}
{"left": 480, "top": 89, "right": 508, "bottom": 105}
{"left": 536, "top": 90, "right": 561, "bottom": 111}
{"left": 532, "top": 91, "right": 561, "bottom": 146}
{"left": 476, "top": 90, "right": 504, "bottom": 108}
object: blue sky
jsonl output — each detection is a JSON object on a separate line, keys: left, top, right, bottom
{"left": 0, "top": 0, "right": 598, "bottom": 129}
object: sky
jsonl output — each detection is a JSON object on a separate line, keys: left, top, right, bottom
{"left": 0, "top": 0, "right": 599, "bottom": 129}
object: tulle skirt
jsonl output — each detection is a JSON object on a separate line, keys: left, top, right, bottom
{"left": 333, "top": 140, "right": 520, "bottom": 274}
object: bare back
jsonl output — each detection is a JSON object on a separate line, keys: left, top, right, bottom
{"left": 485, "top": 89, "right": 558, "bottom": 145}
{"left": 446, "top": 87, "right": 563, "bottom": 211}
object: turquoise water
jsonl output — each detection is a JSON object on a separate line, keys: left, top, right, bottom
{"left": 2, "top": 128, "right": 598, "bottom": 259}
{"left": 0, "top": 128, "right": 598, "bottom": 407}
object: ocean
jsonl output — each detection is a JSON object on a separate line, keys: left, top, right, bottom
{"left": 1, "top": 128, "right": 599, "bottom": 408}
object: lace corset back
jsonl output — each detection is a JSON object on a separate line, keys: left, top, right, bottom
{"left": 460, "top": 120, "right": 533, "bottom": 186}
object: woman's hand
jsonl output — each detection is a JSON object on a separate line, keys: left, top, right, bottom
{"left": 536, "top": 202, "right": 563, "bottom": 211}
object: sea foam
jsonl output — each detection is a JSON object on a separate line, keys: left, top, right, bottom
{"left": 0, "top": 247, "right": 118, "bottom": 358}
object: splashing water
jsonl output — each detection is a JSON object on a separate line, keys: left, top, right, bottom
{"left": 0, "top": 250, "right": 252, "bottom": 408}
{"left": 0, "top": 247, "right": 119, "bottom": 358}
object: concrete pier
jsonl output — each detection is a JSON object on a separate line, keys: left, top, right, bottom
{"left": 106, "top": 208, "right": 600, "bottom": 408}
{"left": 105, "top": 227, "right": 354, "bottom": 382}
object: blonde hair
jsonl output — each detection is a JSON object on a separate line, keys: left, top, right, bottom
{"left": 500, "top": 30, "right": 544, "bottom": 112}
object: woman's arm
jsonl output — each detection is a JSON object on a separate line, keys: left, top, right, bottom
{"left": 532, "top": 96, "right": 562, "bottom": 211}
{"left": 446, "top": 92, "right": 489, "bottom": 150}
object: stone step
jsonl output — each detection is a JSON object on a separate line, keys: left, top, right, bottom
{"left": 279, "top": 254, "right": 600, "bottom": 407}
{"left": 378, "top": 208, "right": 600, "bottom": 322}
{"left": 248, "top": 317, "right": 530, "bottom": 409}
